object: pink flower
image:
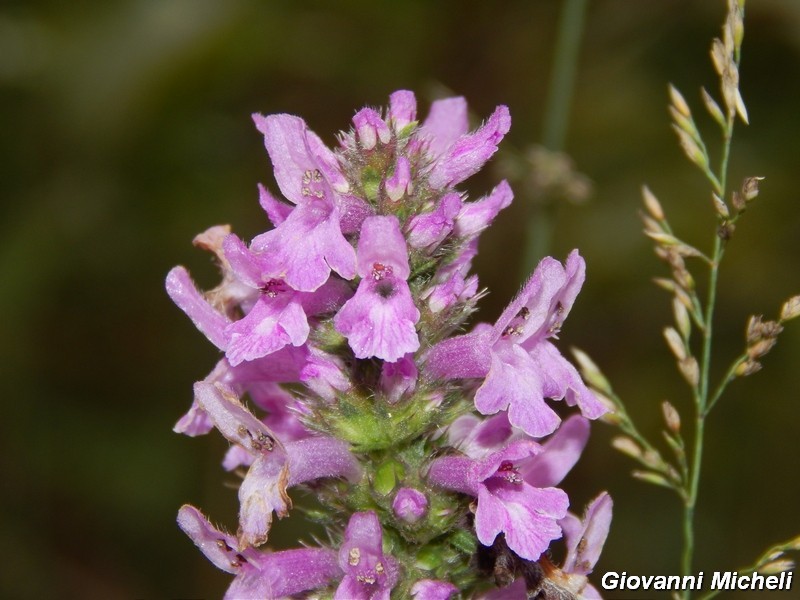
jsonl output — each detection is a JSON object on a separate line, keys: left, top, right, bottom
{"left": 426, "top": 104, "right": 511, "bottom": 189}
{"left": 221, "top": 233, "right": 351, "bottom": 365}
{"left": 427, "top": 251, "right": 606, "bottom": 437}
{"left": 249, "top": 113, "right": 356, "bottom": 291}
{"left": 558, "top": 492, "right": 613, "bottom": 598}
{"left": 428, "top": 413, "right": 590, "bottom": 561}
{"left": 335, "top": 216, "right": 420, "bottom": 362}
{"left": 335, "top": 512, "right": 399, "bottom": 600}
{"left": 411, "top": 579, "right": 458, "bottom": 600}
{"left": 177, "top": 505, "right": 340, "bottom": 600}
{"left": 195, "top": 382, "right": 361, "bottom": 548}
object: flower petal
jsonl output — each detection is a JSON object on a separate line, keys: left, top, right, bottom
{"left": 251, "top": 198, "right": 356, "bottom": 291}
{"left": 166, "top": 266, "right": 230, "bottom": 350}
{"left": 519, "top": 415, "right": 589, "bottom": 487}
{"left": 428, "top": 105, "right": 511, "bottom": 189}
{"left": 388, "top": 90, "right": 417, "bottom": 131}
{"left": 356, "top": 215, "right": 411, "bottom": 278}
{"left": 334, "top": 277, "right": 420, "bottom": 362}
{"left": 420, "top": 96, "right": 468, "bottom": 157}
{"left": 224, "top": 295, "right": 309, "bottom": 366}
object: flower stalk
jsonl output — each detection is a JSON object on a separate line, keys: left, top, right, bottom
{"left": 167, "top": 90, "right": 611, "bottom": 598}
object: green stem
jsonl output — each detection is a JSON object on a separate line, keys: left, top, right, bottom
{"left": 681, "top": 110, "right": 736, "bottom": 597}
{"left": 521, "top": 0, "right": 588, "bottom": 277}
{"left": 542, "top": 0, "right": 588, "bottom": 151}
{"left": 704, "top": 354, "right": 746, "bottom": 416}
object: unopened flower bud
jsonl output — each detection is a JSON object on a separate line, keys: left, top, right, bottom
{"left": 735, "top": 359, "right": 762, "bottom": 377}
{"left": 742, "top": 176, "right": 764, "bottom": 201}
{"left": 679, "top": 357, "right": 700, "bottom": 388}
{"left": 673, "top": 297, "right": 691, "bottom": 340}
{"left": 747, "top": 337, "right": 777, "bottom": 360}
{"left": 717, "top": 221, "right": 735, "bottom": 240}
{"left": 672, "top": 125, "right": 707, "bottom": 169}
{"left": 632, "top": 470, "right": 671, "bottom": 489}
{"left": 353, "top": 108, "right": 391, "bottom": 150}
{"left": 731, "top": 190, "right": 746, "bottom": 213}
{"left": 385, "top": 156, "right": 412, "bottom": 202}
{"left": 642, "top": 186, "right": 665, "bottom": 221}
{"left": 571, "top": 347, "right": 612, "bottom": 394}
{"left": 710, "top": 38, "right": 727, "bottom": 77}
{"left": 780, "top": 295, "right": 800, "bottom": 321}
{"left": 711, "top": 192, "right": 730, "bottom": 219}
{"left": 612, "top": 436, "right": 642, "bottom": 460}
{"left": 653, "top": 277, "right": 676, "bottom": 293}
{"left": 701, "top": 87, "right": 726, "bottom": 128}
{"left": 663, "top": 327, "right": 687, "bottom": 361}
{"left": 392, "top": 488, "right": 428, "bottom": 523}
{"left": 668, "top": 84, "right": 692, "bottom": 119}
{"left": 760, "top": 560, "right": 795, "bottom": 575}
{"left": 746, "top": 315, "right": 763, "bottom": 344}
{"left": 662, "top": 401, "right": 681, "bottom": 434}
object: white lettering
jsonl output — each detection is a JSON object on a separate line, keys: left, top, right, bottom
{"left": 712, "top": 571, "right": 733, "bottom": 589}
{"left": 750, "top": 572, "right": 765, "bottom": 589}
{"left": 601, "top": 572, "right": 619, "bottom": 590}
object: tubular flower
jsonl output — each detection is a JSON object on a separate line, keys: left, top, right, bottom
{"left": 427, "top": 250, "right": 607, "bottom": 437}
{"left": 334, "top": 215, "right": 420, "bottom": 362}
{"left": 428, "top": 413, "right": 589, "bottom": 561}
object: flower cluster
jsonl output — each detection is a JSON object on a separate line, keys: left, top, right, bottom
{"left": 168, "top": 90, "right": 612, "bottom": 598}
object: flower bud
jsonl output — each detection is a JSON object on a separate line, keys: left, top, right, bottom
{"left": 385, "top": 156, "right": 412, "bottom": 202}
{"left": 392, "top": 488, "right": 428, "bottom": 523}
{"left": 668, "top": 84, "right": 691, "bottom": 119}
{"left": 612, "top": 436, "right": 642, "bottom": 460}
{"left": 661, "top": 401, "right": 681, "bottom": 434}
{"left": 780, "top": 295, "right": 800, "bottom": 322}
{"left": 353, "top": 108, "right": 391, "bottom": 150}
{"left": 742, "top": 176, "right": 764, "bottom": 201}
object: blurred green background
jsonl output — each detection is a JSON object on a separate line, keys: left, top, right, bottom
{"left": 2, "top": 1, "right": 799, "bottom": 598}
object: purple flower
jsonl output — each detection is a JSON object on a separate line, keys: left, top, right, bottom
{"left": 222, "top": 382, "right": 310, "bottom": 471}
{"left": 478, "top": 579, "right": 527, "bottom": 600}
{"left": 353, "top": 107, "right": 391, "bottom": 150}
{"left": 195, "top": 382, "right": 361, "bottom": 548}
{"left": 559, "top": 492, "right": 613, "bottom": 598}
{"left": 380, "top": 353, "right": 417, "bottom": 404}
{"left": 177, "top": 505, "right": 340, "bottom": 600}
{"left": 411, "top": 579, "right": 459, "bottom": 600}
{"left": 165, "top": 265, "right": 234, "bottom": 351}
{"left": 334, "top": 216, "right": 420, "bottom": 362}
{"left": 428, "top": 413, "right": 590, "bottom": 561}
{"left": 418, "top": 180, "right": 513, "bottom": 313}
{"left": 221, "top": 233, "right": 351, "bottom": 365}
{"left": 300, "top": 346, "right": 353, "bottom": 401}
{"left": 420, "top": 96, "right": 469, "bottom": 157}
{"left": 428, "top": 437, "right": 567, "bottom": 561}
{"left": 427, "top": 251, "right": 606, "bottom": 437}
{"left": 257, "top": 184, "right": 293, "bottom": 227}
{"left": 250, "top": 113, "right": 356, "bottom": 291}
{"left": 336, "top": 511, "right": 399, "bottom": 600}
{"left": 426, "top": 105, "right": 511, "bottom": 189}
{"left": 392, "top": 487, "right": 428, "bottom": 523}
{"left": 385, "top": 155, "right": 412, "bottom": 202}
{"left": 388, "top": 90, "right": 417, "bottom": 131}
{"left": 173, "top": 348, "right": 308, "bottom": 437}
{"left": 453, "top": 179, "right": 514, "bottom": 238}
{"left": 407, "top": 192, "right": 462, "bottom": 250}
